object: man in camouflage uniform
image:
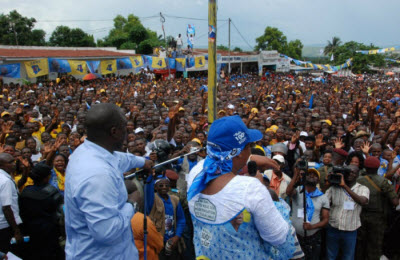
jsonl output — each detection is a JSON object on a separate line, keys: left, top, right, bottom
{"left": 356, "top": 156, "right": 399, "bottom": 260}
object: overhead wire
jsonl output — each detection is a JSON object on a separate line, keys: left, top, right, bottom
{"left": 163, "top": 14, "right": 228, "bottom": 22}
{"left": 230, "top": 20, "right": 254, "bottom": 50}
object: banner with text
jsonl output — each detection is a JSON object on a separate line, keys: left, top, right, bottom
{"left": 24, "top": 59, "right": 49, "bottom": 78}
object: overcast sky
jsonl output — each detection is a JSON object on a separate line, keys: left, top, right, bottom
{"left": 3, "top": 0, "right": 400, "bottom": 50}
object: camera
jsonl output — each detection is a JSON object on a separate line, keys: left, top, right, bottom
{"left": 296, "top": 158, "right": 308, "bottom": 171}
{"left": 328, "top": 166, "right": 351, "bottom": 186}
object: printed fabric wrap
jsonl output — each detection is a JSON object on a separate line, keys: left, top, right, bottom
{"left": 187, "top": 143, "right": 243, "bottom": 201}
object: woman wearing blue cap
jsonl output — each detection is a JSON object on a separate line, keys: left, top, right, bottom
{"left": 186, "top": 115, "right": 295, "bottom": 259}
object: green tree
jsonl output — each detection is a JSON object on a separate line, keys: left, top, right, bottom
{"left": 30, "top": 29, "right": 46, "bottom": 46}
{"left": 102, "top": 14, "right": 162, "bottom": 51}
{"left": 120, "top": 42, "right": 137, "bottom": 50}
{"left": 233, "top": 47, "right": 243, "bottom": 52}
{"left": 138, "top": 39, "right": 158, "bottom": 54}
{"left": 255, "top": 26, "right": 303, "bottom": 59}
{"left": 333, "top": 41, "right": 385, "bottom": 73}
{"left": 255, "top": 26, "right": 287, "bottom": 53}
{"left": 49, "top": 25, "right": 70, "bottom": 46}
{"left": 217, "top": 45, "right": 229, "bottom": 51}
{"left": 0, "top": 10, "right": 46, "bottom": 46}
{"left": 70, "top": 28, "right": 96, "bottom": 47}
{"left": 49, "top": 26, "right": 96, "bottom": 47}
{"left": 324, "top": 36, "right": 342, "bottom": 57}
{"left": 286, "top": 39, "right": 303, "bottom": 60}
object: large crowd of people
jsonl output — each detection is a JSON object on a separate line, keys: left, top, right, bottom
{"left": 0, "top": 69, "right": 399, "bottom": 260}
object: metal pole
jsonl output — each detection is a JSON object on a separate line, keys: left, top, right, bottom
{"left": 124, "top": 147, "right": 206, "bottom": 180}
{"left": 208, "top": 0, "right": 217, "bottom": 124}
{"left": 160, "top": 12, "right": 171, "bottom": 79}
{"left": 228, "top": 18, "right": 231, "bottom": 75}
{"left": 10, "top": 22, "right": 18, "bottom": 46}
{"left": 143, "top": 181, "right": 148, "bottom": 260}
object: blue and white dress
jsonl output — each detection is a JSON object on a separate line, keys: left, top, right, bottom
{"left": 187, "top": 161, "right": 296, "bottom": 260}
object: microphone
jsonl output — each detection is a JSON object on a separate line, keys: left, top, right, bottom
{"left": 247, "top": 161, "right": 258, "bottom": 177}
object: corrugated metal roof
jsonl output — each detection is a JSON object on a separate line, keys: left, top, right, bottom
{"left": 0, "top": 48, "right": 135, "bottom": 59}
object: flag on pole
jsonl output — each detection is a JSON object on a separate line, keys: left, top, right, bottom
{"left": 319, "top": 49, "right": 323, "bottom": 56}
{"left": 330, "top": 54, "right": 334, "bottom": 61}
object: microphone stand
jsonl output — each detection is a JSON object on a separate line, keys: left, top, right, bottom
{"left": 124, "top": 147, "right": 206, "bottom": 180}
{"left": 300, "top": 170, "right": 309, "bottom": 256}
{"left": 125, "top": 147, "right": 205, "bottom": 260}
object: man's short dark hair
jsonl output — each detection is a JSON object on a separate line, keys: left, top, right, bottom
{"left": 85, "top": 103, "right": 126, "bottom": 140}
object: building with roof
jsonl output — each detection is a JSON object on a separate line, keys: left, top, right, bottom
{"left": 0, "top": 45, "right": 136, "bottom": 84}
{"left": 0, "top": 45, "right": 290, "bottom": 84}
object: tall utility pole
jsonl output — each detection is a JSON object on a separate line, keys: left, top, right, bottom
{"left": 9, "top": 22, "right": 18, "bottom": 46}
{"left": 160, "top": 12, "right": 170, "bottom": 78}
{"left": 228, "top": 18, "right": 231, "bottom": 75}
{"left": 207, "top": 0, "right": 217, "bottom": 124}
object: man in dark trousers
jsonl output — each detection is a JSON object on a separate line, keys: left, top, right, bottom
{"left": 356, "top": 156, "right": 399, "bottom": 260}
{"left": 0, "top": 153, "right": 22, "bottom": 254}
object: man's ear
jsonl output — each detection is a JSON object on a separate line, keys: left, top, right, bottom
{"left": 110, "top": 126, "right": 117, "bottom": 137}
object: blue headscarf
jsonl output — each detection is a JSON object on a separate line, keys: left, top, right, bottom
{"left": 187, "top": 142, "right": 243, "bottom": 201}
{"left": 305, "top": 188, "right": 324, "bottom": 222}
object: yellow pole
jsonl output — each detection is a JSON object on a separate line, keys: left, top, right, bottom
{"left": 207, "top": 0, "right": 217, "bottom": 124}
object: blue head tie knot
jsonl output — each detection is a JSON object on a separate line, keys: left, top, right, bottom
{"left": 187, "top": 115, "right": 263, "bottom": 201}
{"left": 187, "top": 143, "right": 242, "bottom": 201}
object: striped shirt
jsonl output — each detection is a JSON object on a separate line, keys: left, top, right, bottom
{"left": 326, "top": 183, "right": 370, "bottom": 231}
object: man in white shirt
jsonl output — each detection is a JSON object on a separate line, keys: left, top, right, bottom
{"left": 176, "top": 34, "right": 183, "bottom": 55}
{"left": 325, "top": 165, "right": 369, "bottom": 260}
{"left": 0, "top": 153, "right": 23, "bottom": 253}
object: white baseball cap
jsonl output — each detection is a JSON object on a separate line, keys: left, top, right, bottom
{"left": 134, "top": 127, "right": 144, "bottom": 134}
{"left": 272, "top": 154, "right": 285, "bottom": 164}
{"left": 300, "top": 131, "right": 308, "bottom": 137}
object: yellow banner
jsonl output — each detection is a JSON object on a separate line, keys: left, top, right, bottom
{"left": 152, "top": 57, "right": 166, "bottom": 69}
{"left": 68, "top": 60, "right": 87, "bottom": 75}
{"left": 100, "top": 60, "right": 117, "bottom": 74}
{"left": 24, "top": 59, "right": 49, "bottom": 78}
{"left": 130, "top": 56, "right": 143, "bottom": 68}
{"left": 195, "top": 56, "right": 205, "bottom": 68}
{"left": 176, "top": 58, "right": 186, "bottom": 68}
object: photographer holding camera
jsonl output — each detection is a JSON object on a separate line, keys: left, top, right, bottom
{"left": 286, "top": 160, "right": 329, "bottom": 260}
{"left": 324, "top": 165, "right": 369, "bottom": 260}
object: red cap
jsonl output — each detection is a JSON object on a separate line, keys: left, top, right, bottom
{"left": 165, "top": 169, "right": 179, "bottom": 181}
{"left": 364, "top": 156, "right": 380, "bottom": 169}
{"left": 333, "top": 148, "right": 348, "bottom": 157}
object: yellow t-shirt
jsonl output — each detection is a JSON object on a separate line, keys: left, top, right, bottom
{"left": 16, "top": 140, "right": 25, "bottom": 150}
{"left": 14, "top": 174, "right": 34, "bottom": 192}
{"left": 32, "top": 131, "right": 43, "bottom": 144}
{"left": 50, "top": 124, "right": 63, "bottom": 139}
